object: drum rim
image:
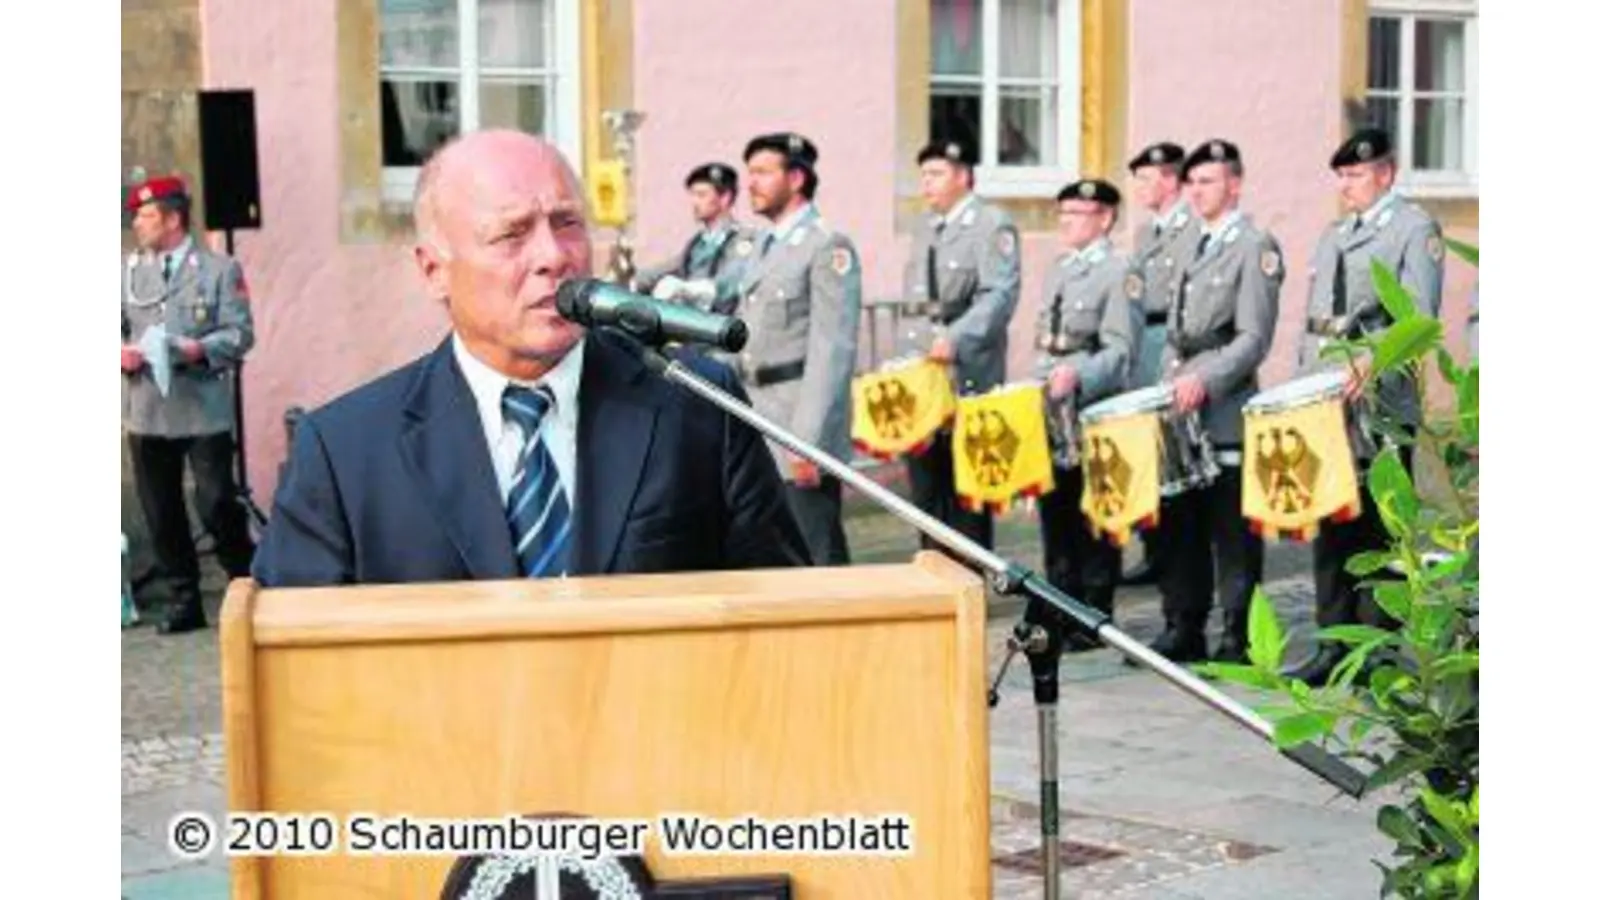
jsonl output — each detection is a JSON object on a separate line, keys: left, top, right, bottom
{"left": 1081, "top": 384, "right": 1175, "bottom": 423}
{"left": 1243, "top": 369, "right": 1350, "bottom": 415}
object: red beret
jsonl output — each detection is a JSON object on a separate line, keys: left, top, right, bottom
{"left": 126, "top": 175, "right": 188, "bottom": 212}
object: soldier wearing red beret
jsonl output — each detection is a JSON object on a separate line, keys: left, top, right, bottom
{"left": 122, "top": 172, "right": 257, "bottom": 634}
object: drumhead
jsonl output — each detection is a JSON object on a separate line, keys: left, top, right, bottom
{"left": 1081, "top": 384, "right": 1174, "bottom": 424}
{"left": 1244, "top": 368, "right": 1348, "bottom": 414}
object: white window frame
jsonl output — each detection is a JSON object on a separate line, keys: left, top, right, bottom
{"left": 930, "top": 0, "right": 1082, "bottom": 199}
{"left": 379, "top": 0, "right": 583, "bottom": 203}
{"left": 1366, "top": 0, "right": 1478, "bottom": 198}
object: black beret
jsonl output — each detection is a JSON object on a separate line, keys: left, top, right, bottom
{"left": 1180, "top": 139, "right": 1242, "bottom": 178}
{"left": 1128, "top": 142, "right": 1185, "bottom": 173}
{"left": 685, "top": 162, "right": 738, "bottom": 193}
{"left": 1056, "top": 179, "right": 1121, "bottom": 206}
{"left": 742, "top": 132, "right": 818, "bottom": 170}
{"left": 1330, "top": 127, "right": 1394, "bottom": 169}
{"left": 917, "top": 137, "right": 976, "bottom": 167}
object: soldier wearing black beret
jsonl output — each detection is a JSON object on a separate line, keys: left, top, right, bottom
{"left": 636, "top": 161, "right": 756, "bottom": 315}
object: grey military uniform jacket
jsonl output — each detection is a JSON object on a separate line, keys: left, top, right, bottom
{"left": 900, "top": 195, "right": 1022, "bottom": 395}
{"left": 1030, "top": 239, "right": 1139, "bottom": 411}
{"left": 737, "top": 204, "right": 862, "bottom": 477}
{"left": 122, "top": 238, "right": 255, "bottom": 438}
{"left": 635, "top": 219, "right": 758, "bottom": 315}
{"left": 1161, "top": 212, "right": 1284, "bottom": 448}
{"left": 1127, "top": 203, "right": 1201, "bottom": 388}
{"left": 1297, "top": 193, "right": 1444, "bottom": 431}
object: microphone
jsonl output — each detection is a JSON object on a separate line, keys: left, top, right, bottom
{"left": 556, "top": 278, "right": 748, "bottom": 353}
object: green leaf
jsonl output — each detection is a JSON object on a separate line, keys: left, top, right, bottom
{"left": 1444, "top": 237, "right": 1478, "bottom": 266}
{"left": 1468, "top": 786, "right": 1478, "bottom": 820}
{"left": 1318, "top": 624, "right": 1399, "bottom": 646}
{"left": 1373, "top": 316, "right": 1443, "bottom": 375}
{"left": 1455, "top": 843, "right": 1479, "bottom": 899}
{"left": 1273, "top": 712, "right": 1337, "bottom": 748}
{"left": 1374, "top": 582, "right": 1414, "bottom": 622}
{"left": 1377, "top": 804, "right": 1426, "bottom": 850}
{"left": 1435, "top": 347, "right": 1463, "bottom": 386}
{"left": 1370, "top": 260, "right": 1419, "bottom": 322}
{"left": 1346, "top": 550, "right": 1396, "bottom": 577}
{"left": 1457, "top": 365, "right": 1479, "bottom": 443}
{"left": 1192, "top": 661, "right": 1281, "bottom": 690}
{"left": 1366, "top": 753, "right": 1435, "bottom": 793}
{"left": 1368, "top": 448, "right": 1420, "bottom": 525}
{"left": 1247, "top": 587, "right": 1288, "bottom": 672}
{"left": 1421, "top": 788, "right": 1468, "bottom": 840}
{"left": 1429, "top": 652, "right": 1480, "bottom": 679}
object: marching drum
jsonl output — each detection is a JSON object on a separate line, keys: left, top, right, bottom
{"left": 1080, "top": 384, "right": 1221, "bottom": 498}
{"left": 1243, "top": 368, "right": 1378, "bottom": 463}
{"left": 1240, "top": 368, "right": 1373, "bottom": 538}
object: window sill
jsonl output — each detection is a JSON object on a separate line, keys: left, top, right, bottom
{"left": 1398, "top": 181, "right": 1478, "bottom": 201}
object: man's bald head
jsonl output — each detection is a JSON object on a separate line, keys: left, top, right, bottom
{"left": 414, "top": 130, "right": 586, "bottom": 258}
{"left": 410, "top": 130, "right": 594, "bottom": 380}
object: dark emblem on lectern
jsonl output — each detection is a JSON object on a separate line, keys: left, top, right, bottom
{"left": 438, "top": 813, "right": 792, "bottom": 900}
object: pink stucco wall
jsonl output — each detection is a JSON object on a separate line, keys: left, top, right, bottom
{"left": 202, "top": 0, "right": 450, "bottom": 505}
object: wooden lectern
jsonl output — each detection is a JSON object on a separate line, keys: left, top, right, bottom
{"left": 221, "top": 552, "right": 991, "bottom": 898}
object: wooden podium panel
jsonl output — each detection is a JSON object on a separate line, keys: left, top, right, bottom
{"left": 221, "top": 552, "right": 990, "bottom": 898}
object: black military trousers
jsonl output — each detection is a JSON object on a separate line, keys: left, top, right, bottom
{"left": 1154, "top": 462, "right": 1263, "bottom": 647}
{"left": 1037, "top": 465, "right": 1120, "bottom": 618}
{"left": 906, "top": 431, "right": 994, "bottom": 551}
{"left": 787, "top": 475, "right": 851, "bottom": 566}
{"left": 1311, "top": 443, "right": 1413, "bottom": 632}
{"left": 128, "top": 431, "right": 256, "bottom": 613}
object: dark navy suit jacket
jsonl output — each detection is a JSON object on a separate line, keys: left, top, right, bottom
{"left": 251, "top": 329, "right": 812, "bottom": 587}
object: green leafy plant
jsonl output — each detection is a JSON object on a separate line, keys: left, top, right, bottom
{"left": 1198, "top": 242, "right": 1479, "bottom": 898}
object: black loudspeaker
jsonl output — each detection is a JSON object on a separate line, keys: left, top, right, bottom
{"left": 197, "top": 89, "right": 262, "bottom": 231}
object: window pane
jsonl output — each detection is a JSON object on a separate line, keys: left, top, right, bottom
{"left": 480, "top": 0, "right": 549, "bottom": 70}
{"left": 1000, "top": 0, "right": 1056, "bottom": 79}
{"left": 930, "top": 86, "right": 981, "bottom": 159}
{"left": 1413, "top": 97, "right": 1464, "bottom": 171}
{"left": 481, "top": 79, "right": 549, "bottom": 135}
{"left": 1414, "top": 18, "right": 1465, "bottom": 92}
{"left": 931, "top": 0, "right": 983, "bottom": 77}
{"left": 380, "top": 78, "right": 460, "bottom": 167}
{"left": 1367, "top": 16, "right": 1399, "bottom": 91}
{"left": 999, "top": 87, "right": 1056, "bottom": 166}
{"left": 380, "top": 0, "right": 458, "bottom": 69}
{"left": 1362, "top": 94, "right": 1400, "bottom": 145}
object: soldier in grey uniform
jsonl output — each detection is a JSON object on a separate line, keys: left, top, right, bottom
{"left": 1030, "top": 179, "right": 1139, "bottom": 651}
{"left": 1121, "top": 141, "right": 1202, "bottom": 586}
{"left": 899, "top": 138, "right": 1022, "bottom": 552}
{"left": 1285, "top": 127, "right": 1445, "bottom": 684}
{"left": 737, "top": 132, "right": 862, "bottom": 565}
{"left": 121, "top": 175, "right": 257, "bottom": 633}
{"left": 635, "top": 162, "right": 757, "bottom": 315}
{"left": 1153, "top": 140, "right": 1284, "bottom": 663}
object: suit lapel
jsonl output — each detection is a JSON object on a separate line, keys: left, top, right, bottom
{"left": 573, "top": 331, "right": 661, "bottom": 574}
{"left": 398, "top": 341, "right": 519, "bottom": 580}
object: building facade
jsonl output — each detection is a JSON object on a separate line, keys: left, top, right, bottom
{"left": 122, "top": 0, "right": 1479, "bottom": 505}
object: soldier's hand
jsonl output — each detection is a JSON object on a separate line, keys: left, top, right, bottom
{"left": 927, "top": 337, "right": 955, "bottom": 364}
{"left": 1172, "top": 374, "right": 1207, "bottom": 413}
{"left": 1047, "top": 365, "right": 1078, "bottom": 400}
{"left": 791, "top": 458, "right": 821, "bottom": 489}
{"left": 121, "top": 345, "right": 145, "bottom": 373}
{"left": 175, "top": 337, "right": 206, "bottom": 363}
{"left": 651, "top": 276, "right": 685, "bottom": 301}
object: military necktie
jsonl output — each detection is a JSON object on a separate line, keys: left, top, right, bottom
{"left": 162, "top": 254, "right": 175, "bottom": 283}
{"left": 926, "top": 219, "right": 943, "bottom": 307}
{"left": 1331, "top": 247, "right": 1349, "bottom": 316}
{"left": 502, "top": 384, "right": 571, "bottom": 578}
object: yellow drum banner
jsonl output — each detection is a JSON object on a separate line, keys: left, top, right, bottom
{"left": 849, "top": 359, "right": 956, "bottom": 460}
{"left": 952, "top": 385, "right": 1054, "bottom": 513}
{"left": 1242, "top": 395, "right": 1361, "bottom": 541}
{"left": 1079, "top": 411, "right": 1162, "bottom": 547}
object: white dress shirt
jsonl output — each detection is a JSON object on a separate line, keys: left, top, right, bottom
{"left": 453, "top": 333, "right": 584, "bottom": 505}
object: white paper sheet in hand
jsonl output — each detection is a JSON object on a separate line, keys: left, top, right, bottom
{"left": 138, "top": 323, "right": 173, "bottom": 397}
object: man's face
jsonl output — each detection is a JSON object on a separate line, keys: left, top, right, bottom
{"left": 415, "top": 138, "right": 592, "bottom": 368}
{"left": 688, "top": 183, "right": 731, "bottom": 224}
{"left": 1057, "top": 199, "right": 1110, "bottom": 250}
{"left": 918, "top": 160, "right": 969, "bottom": 214}
{"left": 1130, "top": 165, "right": 1176, "bottom": 212}
{"left": 1336, "top": 160, "right": 1394, "bottom": 216}
{"left": 131, "top": 203, "right": 180, "bottom": 251}
{"left": 1185, "top": 162, "right": 1239, "bottom": 221}
{"left": 746, "top": 150, "right": 799, "bottom": 219}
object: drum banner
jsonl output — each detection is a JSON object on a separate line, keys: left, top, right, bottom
{"left": 952, "top": 385, "right": 1055, "bottom": 513}
{"left": 850, "top": 359, "right": 957, "bottom": 460}
{"left": 1079, "top": 411, "right": 1162, "bottom": 547}
{"left": 1242, "top": 396, "right": 1362, "bottom": 540}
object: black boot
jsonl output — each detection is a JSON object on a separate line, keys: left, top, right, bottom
{"left": 1282, "top": 643, "right": 1346, "bottom": 686}
{"left": 1212, "top": 611, "right": 1250, "bottom": 664}
{"left": 1149, "top": 626, "right": 1208, "bottom": 663}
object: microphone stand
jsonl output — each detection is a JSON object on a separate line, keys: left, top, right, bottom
{"left": 618, "top": 332, "right": 1368, "bottom": 900}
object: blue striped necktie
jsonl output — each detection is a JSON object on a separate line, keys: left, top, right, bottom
{"left": 501, "top": 384, "right": 571, "bottom": 578}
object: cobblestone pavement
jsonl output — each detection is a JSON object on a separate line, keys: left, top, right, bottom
{"left": 124, "top": 479, "right": 1390, "bottom": 898}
